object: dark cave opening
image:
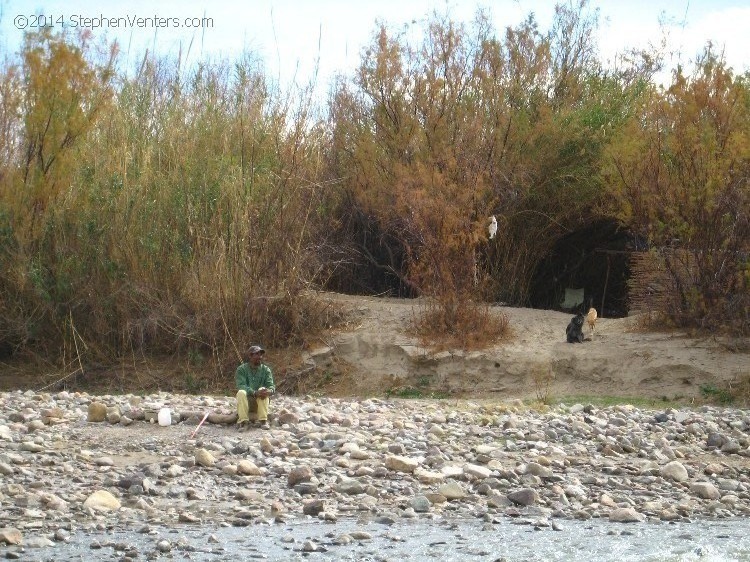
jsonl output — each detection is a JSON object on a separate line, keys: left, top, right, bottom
{"left": 528, "top": 220, "right": 646, "bottom": 318}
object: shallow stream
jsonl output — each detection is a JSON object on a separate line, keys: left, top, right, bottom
{"left": 9, "top": 516, "right": 750, "bottom": 562}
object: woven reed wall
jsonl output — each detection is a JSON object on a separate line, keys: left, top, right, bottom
{"left": 628, "top": 249, "right": 697, "bottom": 314}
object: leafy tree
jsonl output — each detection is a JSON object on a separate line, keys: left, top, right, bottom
{"left": 326, "top": 2, "right": 631, "bottom": 311}
{"left": 0, "top": 29, "right": 116, "bottom": 356}
{"left": 17, "top": 29, "right": 117, "bottom": 237}
{"left": 604, "top": 47, "right": 750, "bottom": 333}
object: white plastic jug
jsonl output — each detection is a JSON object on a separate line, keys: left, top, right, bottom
{"left": 157, "top": 407, "right": 172, "bottom": 426}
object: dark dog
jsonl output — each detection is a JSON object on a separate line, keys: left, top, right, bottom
{"left": 566, "top": 313, "right": 585, "bottom": 343}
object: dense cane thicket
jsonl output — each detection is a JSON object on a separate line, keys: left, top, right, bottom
{"left": 0, "top": 29, "right": 333, "bottom": 380}
{"left": 602, "top": 49, "right": 750, "bottom": 334}
{"left": 0, "top": 2, "right": 747, "bottom": 385}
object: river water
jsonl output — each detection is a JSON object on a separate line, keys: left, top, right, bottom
{"left": 10, "top": 516, "right": 750, "bottom": 562}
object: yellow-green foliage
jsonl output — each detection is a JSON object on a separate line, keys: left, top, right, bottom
{"left": 604, "top": 49, "right": 750, "bottom": 334}
{"left": 327, "top": 5, "right": 628, "bottom": 307}
{"left": 0, "top": 29, "right": 328, "bottom": 369}
{"left": 16, "top": 29, "right": 117, "bottom": 231}
{"left": 0, "top": 2, "right": 748, "bottom": 378}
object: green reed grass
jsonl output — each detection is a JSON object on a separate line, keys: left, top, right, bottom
{"left": 0, "top": 31, "right": 331, "bottom": 380}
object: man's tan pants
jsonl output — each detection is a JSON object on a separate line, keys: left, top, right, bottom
{"left": 236, "top": 389, "right": 269, "bottom": 422}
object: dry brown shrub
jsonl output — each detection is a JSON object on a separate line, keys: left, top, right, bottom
{"left": 411, "top": 296, "right": 511, "bottom": 351}
{"left": 628, "top": 310, "right": 675, "bottom": 333}
{"left": 608, "top": 53, "right": 750, "bottom": 337}
{"left": 530, "top": 364, "right": 554, "bottom": 405}
{"left": 733, "top": 374, "right": 750, "bottom": 406}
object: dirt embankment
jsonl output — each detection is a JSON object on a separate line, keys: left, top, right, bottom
{"left": 289, "top": 293, "right": 749, "bottom": 404}
{"left": 1, "top": 292, "right": 747, "bottom": 403}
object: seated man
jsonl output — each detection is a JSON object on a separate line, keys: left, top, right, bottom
{"left": 235, "top": 345, "right": 275, "bottom": 430}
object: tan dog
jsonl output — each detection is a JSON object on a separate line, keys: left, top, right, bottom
{"left": 586, "top": 307, "right": 598, "bottom": 338}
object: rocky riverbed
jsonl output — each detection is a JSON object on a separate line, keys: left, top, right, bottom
{"left": 1, "top": 390, "right": 750, "bottom": 559}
